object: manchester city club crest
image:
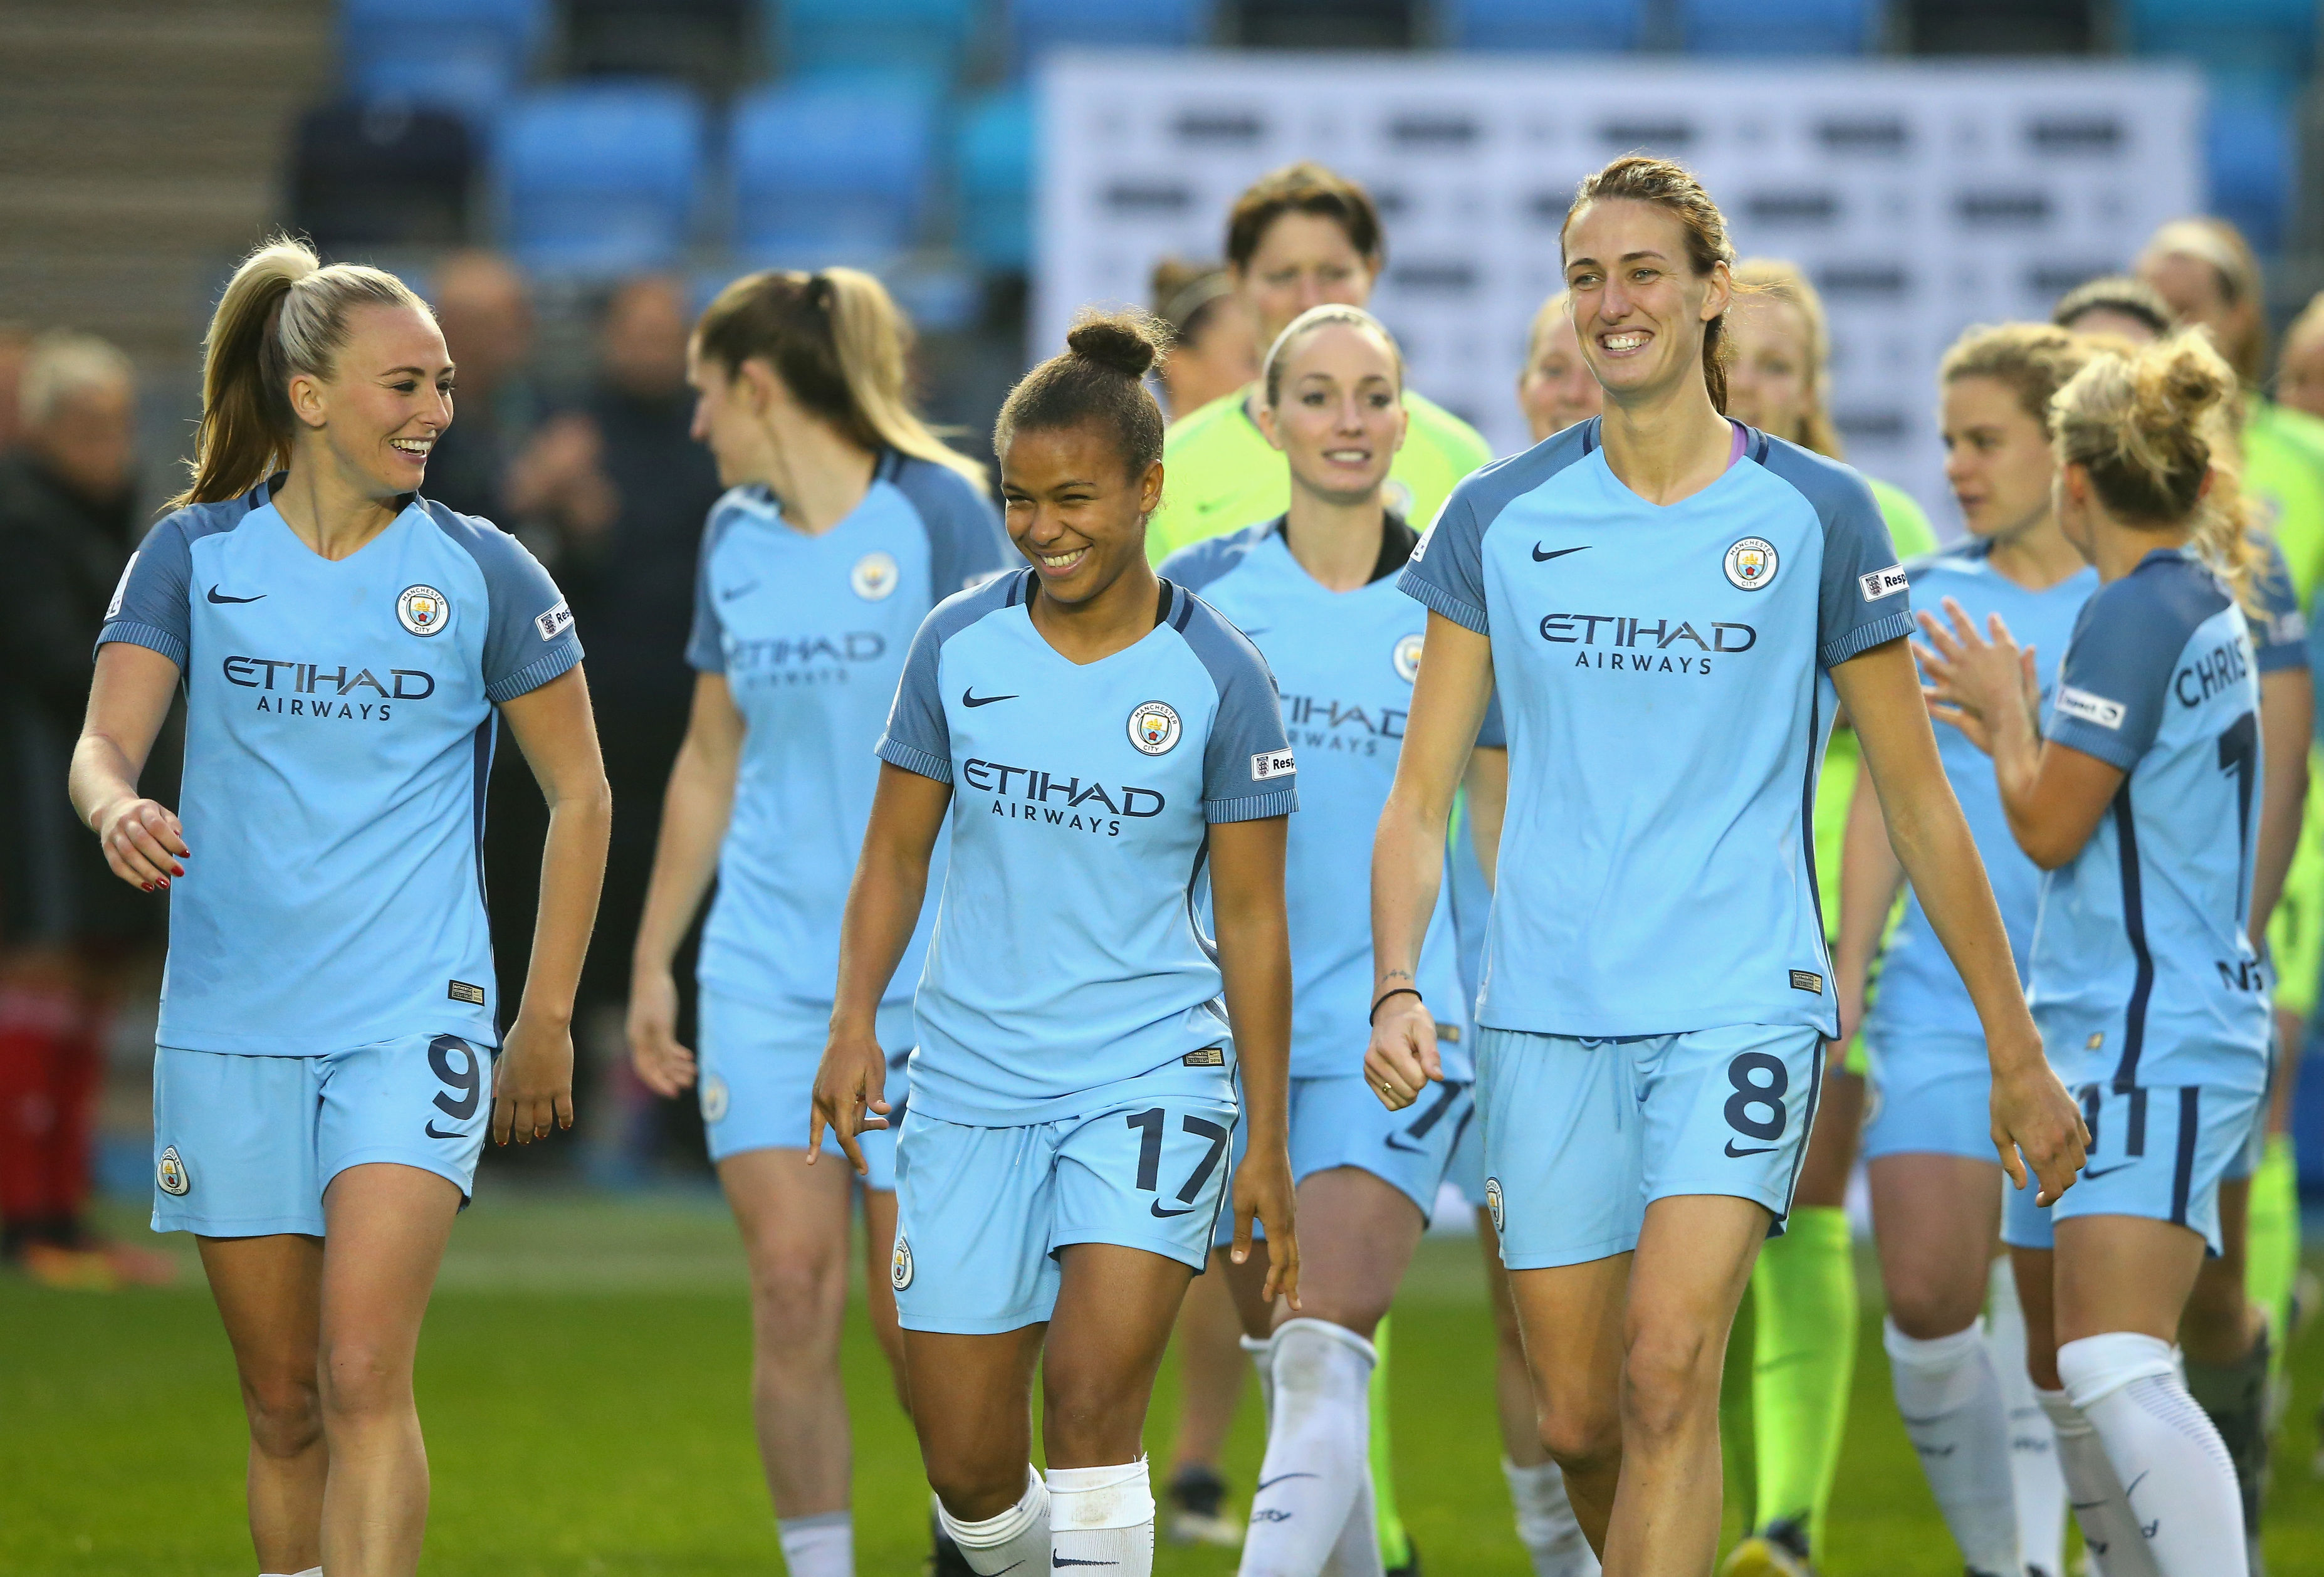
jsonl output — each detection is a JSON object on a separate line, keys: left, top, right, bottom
{"left": 1127, "top": 699, "right": 1182, "bottom": 755}
{"left": 851, "top": 550, "right": 900, "bottom": 600}
{"left": 891, "top": 1233, "right": 915, "bottom": 1290}
{"left": 397, "top": 583, "right": 451, "bottom": 636}
{"left": 1393, "top": 632, "right": 1425, "bottom": 684}
{"left": 1723, "top": 537, "right": 1779, "bottom": 591}
{"left": 1484, "top": 1175, "right": 1504, "bottom": 1234}
{"left": 700, "top": 1075, "right": 730, "bottom": 1124}
{"left": 156, "top": 1145, "right": 191, "bottom": 1197}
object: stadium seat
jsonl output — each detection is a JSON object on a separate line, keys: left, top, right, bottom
{"left": 498, "top": 83, "right": 706, "bottom": 278}
{"left": 341, "top": 0, "right": 545, "bottom": 121}
{"left": 1447, "top": 0, "right": 1645, "bottom": 52}
{"left": 2207, "top": 79, "right": 2296, "bottom": 254}
{"left": 956, "top": 90, "right": 1035, "bottom": 273}
{"left": 2125, "top": 0, "right": 2315, "bottom": 79}
{"left": 566, "top": 0, "right": 755, "bottom": 94}
{"left": 1680, "top": 0, "right": 1877, "bottom": 55}
{"left": 291, "top": 98, "right": 477, "bottom": 253}
{"left": 732, "top": 79, "right": 940, "bottom": 266}
{"left": 773, "top": 0, "right": 980, "bottom": 83}
{"left": 1008, "top": 0, "right": 1209, "bottom": 71}
{"left": 348, "top": 55, "right": 515, "bottom": 128}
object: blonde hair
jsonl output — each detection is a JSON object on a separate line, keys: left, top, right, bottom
{"left": 1260, "top": 303, "right": 1401, "bottom": 406}
{"left": 1523, "top": 290, "right": 1572, "bottom": 362}
{"left": 695, "top": 268, "right": 985, "bottom": 492}
{"left": 174, "top": 236, "right": 432, "bottom": 508}
{"left": 20, "top": 330, "right": 134, "bottom": 427}
{"left": 1731, "top": 258, "right": 1841, "bottom": 458}
{"left": 2051, "top": 332, "right": 2261, "bottom": 607}
{"left": 2140, "top": 217, "right": 2268, "bottom": 385}
{"left": 1941, "top": 322, "right": 2102, "bottom": 426}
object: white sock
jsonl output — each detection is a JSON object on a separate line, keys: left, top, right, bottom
{"left": 1049, "top": 1458, "right": 1155, "bottom": 1575}
{"left": 778, "top": 1509, "right": 854, "bottom": 1577}
{"left": 1988, "top": 1259, "right": 2068, "bottom": 1577}
{"left": 2038, "top": 1385, "right": 2155, "bottom": 1577}
{"left": 1239, "top": 1318, "right": 1378, "bottom": 1577}
{"left": 940, "top": 1465, "right": 1050, "bottom": 1576}
{"left": 1503, "top": 1457, "right": 1601, "bottom": 1577}
{"left": 1243, "top": 1331, "right": 1278, "bottom": 1422}
{"left": 2059, "top": 1333, "right": 2248, "bottom": 1577}
{"left": 1318, "top": 1452, "right": 1380, "bottom": 1577}
{"left": 1883, "top": 1317, "right": 2020, "bottom": 1576}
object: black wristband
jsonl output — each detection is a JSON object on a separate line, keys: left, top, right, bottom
{"left": 1369, "top": 987, "right": 1423, "bottom": 1025}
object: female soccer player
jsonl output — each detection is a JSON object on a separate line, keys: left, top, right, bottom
{"left": 1152, "top": 258, "right": 1259, "bottom": 421}
{"left": 1715, "top": 258, "right": 1939, "bottom": 1577}
{"left": 812, "top": 311, "right": 1299, "bottom": 1577}
{"left": 1922, "top": 332, "right": 2271, "bottom": 1577}
{"left": 1517, "top": 290, "right": 1601, "bottom": 445}
{"left": 624, "top": 268, "right": 1010, "bottom": 1577}
{"left": 1835, "top": 323, "right": 2102, "bottom": 1577}
{"left": 72, "top": 238, "right": 609, "bottom": 1577}
{"left": 1161, "top": 305, "right": 1502, "bottom": 1577}
{"left": 1144, "top": 161, "right": 1492, "bottom": 563}
{"left": 1373, "top": 155, "right": 2087, "bottom": 1574}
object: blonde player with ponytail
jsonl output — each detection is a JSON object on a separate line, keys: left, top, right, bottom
{"left": 71, "top": 238, "right": 610, "bottom": 1576}
{"left": 624, "top": 268, "right": 1010, "bottom": 1577}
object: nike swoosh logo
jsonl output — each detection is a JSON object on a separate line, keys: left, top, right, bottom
{"left": 719, "top": 580, "right": 759, "bottom": 601}
{"left": 1384, "top": 1134, "right": 1428, "bottom": 1154}
{"left": 962, "top": 689, "right": 1017, "bottom": 707}
{"left": 1724, "top": 1140, "right": 1777, "bottom": 1156}
{"left": 207, "top": 585, "right": 264, "bottom": 603}
{"left": 1531, "top": 545, "right": 1589, "bottom": 563}
{"left": 2083, "top": 1162, "right": 2137, "bottom": 1179}
{"left": 1256, "top": 1472, "right": 1317, "bottom": 1493}
{"left": 1150, "top": 1201, "right": 1196, "bottom": 1218}
{"left": 424, "top": 1121, "right": 466, "bottom": 1140}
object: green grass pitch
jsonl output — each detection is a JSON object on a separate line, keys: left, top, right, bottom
{"left": 6, "top": 1192, "right": 2321, "bottom": 1574}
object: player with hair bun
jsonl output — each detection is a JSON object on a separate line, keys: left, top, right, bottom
{"left": 812, "top": 310, "right": 1299, "bottom": 1577}
{"left": 74, "top": 236, "right": 609, "bottom": 1576}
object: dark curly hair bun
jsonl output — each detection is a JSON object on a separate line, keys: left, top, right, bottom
{"left": 1065, "top": 310, "right": 1166, "bottom": 379}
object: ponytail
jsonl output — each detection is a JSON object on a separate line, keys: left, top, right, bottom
{"left": 172, "top": 236, "right": 431, "bottom": 509}
{"left": 694, "top": 268, "right": 987, "bottom": 493}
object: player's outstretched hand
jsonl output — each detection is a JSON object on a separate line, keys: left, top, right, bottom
{"left": 494, "top": 1012, "right": 575, "bottom": 1146}
{"left": 92, "top": 795, "right": 187, "bottom": 892}
{"left": 809, "top": 1024, "right": 889, "bottom": 1178}
{"left": 1915, "top": 599, "right": 2038, "bottom": 758}
{"left": 1232, "top": 1138, "right": 1300, "bottom": 1312}
{"left": 1364, "top": 993, "right": 1443, "bottom": 1111}
{"left": 1991, "top": 1053, "right": 2089, "bottom": 1207}
{"left": 624, "top": 965, "right": 697, "bottom": 1099}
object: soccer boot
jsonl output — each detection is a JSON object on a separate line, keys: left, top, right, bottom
{"left": 1719, "top": 1517, "right": 1814, "bottom": 1577}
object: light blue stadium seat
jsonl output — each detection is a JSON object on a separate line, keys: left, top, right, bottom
{"left": 2127, "top": 0, "right": 2315, "bottom": 79}
{"left": 349, "top": 55, "right": 515, "bottom": 127}
{"left": 499, "top": 83, "right": 706, "bottom": 277}
{"left": 1447, "top": 0, "right": 1644, "bottom": 51}
{"left": 2206, "top": 76, "right": 2296, "bottom": 254}
{"left": 342, "top": 0, "right": 546, "bottom": 120}
{"left": 956, "top": 89, "right": 1034, "bottom": 273}
{"left": 773, "top": 0, "right": 979, "bottom": 82}
{"left": 733, "top": 79, "right": 940, "bottom": 266}
{"left": 1679, "top": 0, "right": 1876, "bottom": 54}
{"left": 1009, "top": 0, "right": 1207, "bottom": 71}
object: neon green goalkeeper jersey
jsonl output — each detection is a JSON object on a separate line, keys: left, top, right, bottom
{"left": 1146, "top": 384, "right": 1493, "bottom": 564}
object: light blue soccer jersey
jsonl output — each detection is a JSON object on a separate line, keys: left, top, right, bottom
{"left": 876, "top": 570, "right": 1296, "bottom": 1124}
{"left": 2251, "top": 535, "right": 2309, "bottom": 675}
{"left": 685, "top": 451, "right": 1010, "bottom": 1009}
{"left": 98, "top": 481, "right": 582, "bottom": 1055}
{"left": 2030, "top": 548, "right": 2271, "bottom": 1094}
{"left": 1164, "top": 516, "right": 1487, "bottom": 1081}
{"left": 1400, "top": 419, "right": 1912, "bottom": 1037}
{"left": 1865, "top": 543, "right": 2098, "bottom": 1044}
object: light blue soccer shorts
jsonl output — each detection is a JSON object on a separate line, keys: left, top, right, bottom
{"left": 152, "top": 1032, "right": 496, "bottom": 1237}
{"left": 697, "top": 989, "right": 914, "bottom": 1187}
{"left": 2221, "top": 1031, "right": 2280, "bottom": 1184}
{"left": 1212, "top": 1072, "right": 1474, "bottom": 1248}
{"left": 1862, "top": 1031, "right": 1997, "bottom": 1163}
{"left": 892, "top": 1090, "right": 1237, "bottom": 1335}
{"left": 1476, "top": 1024, "right": 1824, "bottom": 1271}
{"left": 1448, "top": 1096, "right": 1490, "bottom": 1209}
{"left": 2001, "top": 1081, "right": 2263, "bottom": 1255}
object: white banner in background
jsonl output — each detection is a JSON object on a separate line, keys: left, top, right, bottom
{"left": 1036, "top": 52, "right": 2204, "bottom": 526}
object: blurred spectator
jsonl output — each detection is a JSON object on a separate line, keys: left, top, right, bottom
{"left": 1514, "top": 290, "right": 1599, "bottom": 443}
{"left": 2050, "top": 273, "right": 2175, "bottom": 342}
{"left": 0, "top": 333, "right": 172, "bottom": 1287}
{"left": 1151, "top": 258, "right": 1259, "bottom": 420}
{"left": 2278, "top": 293, "right": 2324, "bottom": 421}
{"left": 424, "top": 251, "right": 542, "bottom": 522}
{"left": 0, "top": 323, "right": 31, "bottom": 451}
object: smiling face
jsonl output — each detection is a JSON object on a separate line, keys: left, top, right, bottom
{"left": 286, "top": 302, "right": 454, "bottom": 500}
{"left": 1723, "top": 295, "right": 1814, "bottom": 442}
{"left": 1562, "top": 197, "right": 1730, "bottom": 407}
{"left": 1000, "top": 422, "right": 1164, "bottom": 607}
{"left": 1941, "top": 374, "right": 2055, "bottom": 543}
{"left": 1236, "top": 211, "right": 1381, "bottom": 351}
{"left": 1258, "top": 320, "right": 1406, "bottom": 508}
{"left": 1516, "top": 305, "right": 1600, "bottom": 442}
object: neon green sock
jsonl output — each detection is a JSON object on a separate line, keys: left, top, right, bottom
{"left": 1749, "top": 1205, "right": 1858, "bottom": 1556}
{"left": 2249, "top": 1134, "right": 2302, "bottom": 1379}
{"left": 1371, "top": 1312, "right": 1411, "bottom": 1568}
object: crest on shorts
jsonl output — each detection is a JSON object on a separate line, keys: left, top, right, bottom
{"left": 157, "top": 1146, "right": 191, "bottom": 1197}
{"left": 397, "top": 584, "right": 451, "bottom": 636}
{"left": 851, "top": 550, "right": 900, "bottom": 601}
{"left": 1128, "top": 700, "right": 1182, "bottom": 756}
{"left": 1722, "top": 538, "right": 1778, "bottom": 592}
{"left": 1393, "top": 632, "right": 1425, "bottom": 684}
{"left": 891, "top": 1232, "right": 915, "bottom": 1290}
{"left": 699, "top": 1074, "right": 730, "bottom": 1124}
{"left": 1483, "top": 1176, "right": 1504, "bottom": 1235}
